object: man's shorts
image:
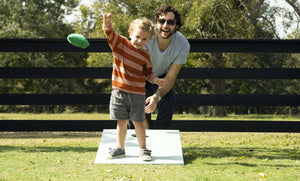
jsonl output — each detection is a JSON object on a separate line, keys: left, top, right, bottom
{"left": 109, "top": 89, "right": 145, "bottom": 122}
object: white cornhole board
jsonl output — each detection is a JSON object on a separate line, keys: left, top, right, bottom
{"left": 94, "top": 129, "right": 184, "bottom": 165}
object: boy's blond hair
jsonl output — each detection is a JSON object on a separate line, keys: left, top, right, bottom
{"left": 128, "top": 17, "right": 155, "bottom": 37}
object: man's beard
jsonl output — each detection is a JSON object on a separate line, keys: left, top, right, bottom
{"left": 158, "top": 28, "right": 176, "bottom": 39}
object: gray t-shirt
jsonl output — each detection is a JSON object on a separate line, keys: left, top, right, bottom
{"left": 145, "top": 31, "right": 190, "bottom": 76}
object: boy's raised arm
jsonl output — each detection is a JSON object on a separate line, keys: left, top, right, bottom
{"left": 103, "top": 13, "right": 112, "bottom": 29}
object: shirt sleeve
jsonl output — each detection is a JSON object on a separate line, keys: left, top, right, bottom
{"left": 102, "top": 25, "right": 125, "bottom": 51}
{"left": 173, "top": 40, "right": 190, "bottom": 65}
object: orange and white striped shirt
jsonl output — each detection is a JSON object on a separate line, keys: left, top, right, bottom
{"left": 103, "top": 27, "right": 157, "bottom": 95}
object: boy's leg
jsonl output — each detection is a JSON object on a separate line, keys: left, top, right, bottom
{"left": 107, "top": 119, "right": 128, "bottom": 159}
{"left": 117, "top": 119, "right": 129, "bottom": 149}
{"left": 132, "top": 120, "right": 146, "bottom": 148}
{"left": 144, "top": 115, "right": 149, "bottom": 129}
{"left": 133, "top": 120, "right": 152, "bottom": 161}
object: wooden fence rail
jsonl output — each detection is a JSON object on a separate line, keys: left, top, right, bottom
{"left": 0, "top": 39, "right": 300, "bottom": 132}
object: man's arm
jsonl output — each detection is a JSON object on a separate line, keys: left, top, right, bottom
{"left": 145, "top": 63, "right": 182, "bottom": 114}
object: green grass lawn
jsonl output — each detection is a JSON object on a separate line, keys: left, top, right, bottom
{"left": 0, "top": 114, "right": 299, "bottom": 180}
{"left": 1, "top": 113, "right": 300, "bottom": 121}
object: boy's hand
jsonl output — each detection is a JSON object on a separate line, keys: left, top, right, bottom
{"left": 103, "top": 13, "right": 112, "bottom": 28}
{"left": 153, "top": 78, "right": 167, "bottom": 86}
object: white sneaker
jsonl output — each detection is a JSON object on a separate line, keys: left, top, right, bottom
{"left": 140, "top": 148, "right": 152, "bottom": 161}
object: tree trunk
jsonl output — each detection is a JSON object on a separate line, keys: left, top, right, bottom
{"left": 211, "top": 53, "right": 227, "bottom": 117}
{"left": 211, "top": 79, "right": 227, "bottom": 116}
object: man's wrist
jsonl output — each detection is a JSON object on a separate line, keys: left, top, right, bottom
{"left": 154, "top": 93, "right": 161, "bottom": 102}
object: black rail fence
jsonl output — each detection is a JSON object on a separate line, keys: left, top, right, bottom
{"left": 0, "top": 39, "right": 300, "bottom": 132}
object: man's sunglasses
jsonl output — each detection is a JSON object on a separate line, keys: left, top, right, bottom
{"left": 157, "top": 19, "right": 176, "bottom": 26}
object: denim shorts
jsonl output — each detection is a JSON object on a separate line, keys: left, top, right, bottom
{"left": 109, "top": 89, "right": 145, "bottom": 122}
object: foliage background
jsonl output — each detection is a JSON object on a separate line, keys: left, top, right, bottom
{"left": 0, "top": 0, "right": 300, "bottom": 115}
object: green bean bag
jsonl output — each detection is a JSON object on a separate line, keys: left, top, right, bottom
{"left": 67, "top": 33, "right": 90, "bottom": 49}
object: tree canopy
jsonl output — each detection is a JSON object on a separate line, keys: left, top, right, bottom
{"left": 0, "top": 0, "right": 299, "bottom": 114}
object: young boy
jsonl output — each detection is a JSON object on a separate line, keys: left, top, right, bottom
{"left": 102, "top": 13, "right": 166, "bottom": 161}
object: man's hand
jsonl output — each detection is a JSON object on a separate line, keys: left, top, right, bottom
{"left": 145, "top": 63, "right": 183, "bottom": 114}
{"left": 145, "top": 94, "right": 159, "bottom": 114}
{"left": 103, "top": 13, "right": 112, "bottom": 28}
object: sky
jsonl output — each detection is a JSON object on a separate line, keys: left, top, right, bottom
{"left": 67, "top": 0, "right": 298, "bottom": 38}
{"left": 266, "top": 0, "right": 298, "bottom": 38}
{"left": 65, "top": 0, "right": 95, "bottom": 22}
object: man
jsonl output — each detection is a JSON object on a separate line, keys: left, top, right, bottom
{"left": 144, "top": 5, "right": 190, "bottom": 129}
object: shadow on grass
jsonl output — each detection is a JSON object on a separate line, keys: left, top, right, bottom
{"left": 203, "top": 161, "right": 299, "bottom": 168}
{"left": 183, "top": 146, "right": 299, "bottom": 165}
{"left": 0, "top": 132, "right": 101, "bottom": 153}
{"left": 0, "top": 132, "right": 102, "bottom": 139}
{"left": 0, "top": 145, "right": 98, "bottom": 153}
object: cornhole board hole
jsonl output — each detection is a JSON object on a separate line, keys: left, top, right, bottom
{"left": 94, "top": 129, "right": 184, "bottom": 165}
